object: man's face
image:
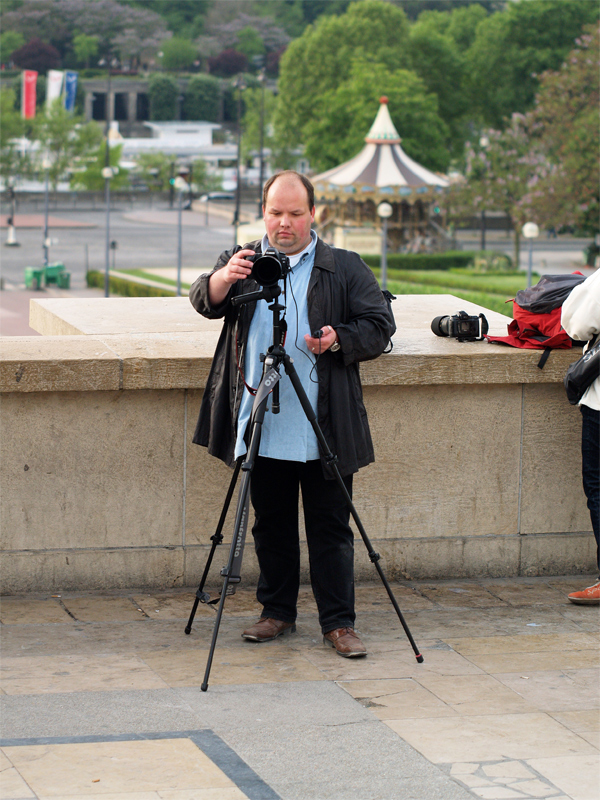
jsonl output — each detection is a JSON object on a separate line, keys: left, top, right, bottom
{"left": 263, "top": 177, "right": 315, "bottom": 255}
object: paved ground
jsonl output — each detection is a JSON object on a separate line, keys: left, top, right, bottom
{"left": 0, "top": 575, "right": 598, "bottom": 800}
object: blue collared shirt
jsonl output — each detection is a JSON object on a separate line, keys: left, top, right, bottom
{"left": 234, "top": 232, "right": 320, "bottom": 462}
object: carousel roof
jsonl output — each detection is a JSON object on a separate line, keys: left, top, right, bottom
{"left": 312, "top": 97, "right": 449, "bottom": 196}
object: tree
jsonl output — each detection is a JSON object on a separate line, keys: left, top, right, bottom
{"left": 0, "top": 88, "right": 26, "bottom": 182}
{"left": 148, "top": 73, "right": 178, "bottom": 121}
{"left": 452, "top": 114, "right": 547, "bottom": 269}
{"left": 183, "top": 74, "right": 221, "bottom": 122}
{"left": 466, "top": 0, "right": 599, "bottom": 127}
{"left": 2, "top": 0, "right": 168, "bottom": 65}
{"left": 407, "top": 26, "right": 467, "bottom": 158}
{"left": 303, "top": 61, "right": 450, "bottom": 174}
{"left": 72, "top": 33, "right": 99, "bottom": 68}
{"left": 12, "top": 37, "right": 61, "bottom": 71}
{"left": 235, "top": 26, "right": 265, "bottom": 63}
{"left": 523, "top": 24, "right": 599, "bottom": 234}
{"left": 34, "top": 100, "right": 103, "bottom": 189}
{"left": 70, "top": 141, "right": 128, "bottom": 191}
{"left": 120, "top": 0, "right": 210, "bottom": 38}
{"left": 208, "top": 49, "right": 248, "bottom": 77}
{"left": 132, "top": 151, "right": 176, "bottom": 192}
{"left": 0, "top": 30, "right": 25, "bottom": 64}
{"left": 275, "top": 0, "right": 411, "bottom": 155}
{"left": 160, "top": 36, "right": 197, "bottom": 72}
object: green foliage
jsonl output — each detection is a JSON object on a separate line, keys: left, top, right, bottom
{"left": 304, "top": 61, "right": 449, "bottom": 173}
{"left": 120, "top": 0, "right": 209, "bottom": 38}
{"left": 132, "top": 151, "right": 175, "bottom": 192}
{"left": 148, "top": 73, "right": 178, "bottom": 120}
{"left": 34, "top": 100, "right": 104, "bottom": 189}
{"left": 360, "top": 251, "right": 474, "bottom": 271}
{"left": 0, "top": 87, "right": 25, "bottom": 179}
{"left": 183, "top": 74, "right": 221, "bottom": 122}
{"left": 0, "top": 30, "right": 25, "bottom": 62}
{"left": 71, "top": 141, "right": 128, "bottom": 191}
{"left": 72, "top": 33, "right": 99, "bottom": 68}
{"left": 160, "top": 37, "right": 197, "bottom": 72}
{"left": 275, "top": 0, "right": 411, "bottom": 153}
{"left": 236, "top": 26, "right": 266, "bottom": 61}
{"left": 466, "top": 0, "right": 599, "bottom": 127}
{"left": 523, "top": 24, "right": 599, "bottom": 235}
{"left": 86, "top": 270, "right": 176, "bottom": 297}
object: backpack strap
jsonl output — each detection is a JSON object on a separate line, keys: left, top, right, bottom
{"left": 537, "top": 347, "right": 552, "bottom": 369}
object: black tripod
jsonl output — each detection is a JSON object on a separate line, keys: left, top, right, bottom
{"left": 185, "top": 284, "right": 423, "bottom": 691}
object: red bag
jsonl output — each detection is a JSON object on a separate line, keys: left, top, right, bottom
{"left": 486, "top": 273, "right": 586, "bottom": 367}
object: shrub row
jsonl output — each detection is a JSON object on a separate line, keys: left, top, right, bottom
{"left": 361, "top": 250, "right": 513, "bottom": 272}
{"left": 361, "top": 251, "right": 474, "bottom": 271}
{"left": 86, "top": 271, "right": 176, "bottom": 297}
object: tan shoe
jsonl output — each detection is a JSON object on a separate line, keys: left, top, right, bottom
{"left": 241, "top": 617, "right": 296, "bottom": 642}
{"left": 323, "top": 627, "right": 367, "bottom": 658}
{"left": 568, "top": 581, "right": 600, "bottom": 605}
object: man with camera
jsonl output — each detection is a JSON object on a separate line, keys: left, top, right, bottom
{"left": 189, "top": 170, "right": 395, "bottom": 657}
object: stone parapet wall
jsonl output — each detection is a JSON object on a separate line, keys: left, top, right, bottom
{"left": 0, "top": 296, "right": 594, "bottom": 592}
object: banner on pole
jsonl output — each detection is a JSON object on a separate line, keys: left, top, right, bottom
{"left": 22, "top": 70, "right": 38, "bottom": 119}
{"left": 64, "top": 71, "right": 78, "bottom": 112}
{"left": 46, "top": 70, "right": 64, "bottom": 109}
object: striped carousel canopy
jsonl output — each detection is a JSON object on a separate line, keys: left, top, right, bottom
{"left": 312, "top": 97, "right": 449, "bottom": 195}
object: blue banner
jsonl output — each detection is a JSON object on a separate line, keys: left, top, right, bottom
{"left": 63, "top": 71, "right": 78, "bottom": 112}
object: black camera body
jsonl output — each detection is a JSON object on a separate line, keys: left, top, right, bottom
{"left": 431, "top": 310, "right": 489, "bottom": 342}
{"left": 248, "top": 246, "right": 290, "bottom": 287}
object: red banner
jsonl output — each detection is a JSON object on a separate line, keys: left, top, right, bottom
{"left": 22, "top": 70, "right": 38, "bottom": 119}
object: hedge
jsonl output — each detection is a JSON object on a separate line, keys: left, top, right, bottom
{"left": 86, "top": 270, "right": 176, "bottom": 297}
{"left": 361, "top": 251, "right": 474, "bottom": 271}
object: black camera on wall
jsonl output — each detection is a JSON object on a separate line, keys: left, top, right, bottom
{"left": 249, "top": 247, "right": 290, "bottom": 287}
{"left": 431, "top": 310, "right": 489, "bottom": 342}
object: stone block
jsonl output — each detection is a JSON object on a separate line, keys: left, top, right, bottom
{"left": 0, "top": 546, "right": 185, "bottom": 593}
{"left": 520, "top": 384, "right": 590, "bottom": 534}
{"left": 0, "top": 336, "right": 121, "bottom": 393}
{"left": 1, "top": 389, "right": 186, "bottom": 551}
{"left": 359, "top": 384, "right": 521, "bottom": 539}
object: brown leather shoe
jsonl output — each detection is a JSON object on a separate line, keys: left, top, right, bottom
{"left": 241, "top": 617, "right": 296, "bottom": 642}
{"left": 323, "top": 627, "right": 367, "bottom": 658}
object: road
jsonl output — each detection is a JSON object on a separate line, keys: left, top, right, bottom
{"left": 1, "top": 204, "right": 240, "bottom": 291}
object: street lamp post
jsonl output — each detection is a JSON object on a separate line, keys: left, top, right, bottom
{"left": 522, "top": 222, "right": 539, "bottom": 288}
{"left": 377, "top": 202, "right": 393, "bottom": 291}
{"left": 232, "top": 74, "right": 246, "bottom": 247}
{"left": 174, "top": 175, "right": 188, "bottom": 297}
{"left": 479, "top": 135, "right": 490, "bottom": 251}
{"left": 99, "top": 57, "right": 116, "bottom": 297}
{"left": 257, "top": 67, "right": 266, "bottom": 217}
{"left": 5, "top": 178, "right": 20, "bottom": 247}
{"left": 42, "top": 155, "right": 51, "bottom": 267}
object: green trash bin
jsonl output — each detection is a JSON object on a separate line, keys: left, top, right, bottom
{"left": 57, "top": 271, "right": 71, "bottom": 289}
{"left": 24, "top": 267, "right": 44, "bottom": 290}
{"left": 44, "top": 263, "right": 66, "bottom": 285}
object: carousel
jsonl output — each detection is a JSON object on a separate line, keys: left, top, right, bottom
{"left": 312, "top": 97, "right": 450, "bottom": 253}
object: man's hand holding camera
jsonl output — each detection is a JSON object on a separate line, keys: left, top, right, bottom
{"left": 208, "top": 248, "right": 255, "bottom": 305}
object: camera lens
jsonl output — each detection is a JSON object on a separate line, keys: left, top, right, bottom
{"left": 431, "top": 315, "right": 450, "bottom": 337}
{"left": 250, "top": 253, "right": 284, "bottom": 287}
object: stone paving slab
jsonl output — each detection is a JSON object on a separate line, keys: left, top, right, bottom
{"left": 0, "top": 577, "right": 598, "bottom": 800}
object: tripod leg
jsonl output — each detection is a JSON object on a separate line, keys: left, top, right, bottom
{"left": 201, "top": 472, "right": 252, "bottom": 691}
{"left": 185, "top": 458, "right": 242, "bottom": 635}
{"left": 283, "top": 355, "right": 423, "bottom": 663}
{"left": 201, "top": 369, "right": 279, "bottom": 691}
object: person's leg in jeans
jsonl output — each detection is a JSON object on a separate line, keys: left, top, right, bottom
{"left": 300, "top": 460, "right": 355, "bottom": 633}
{"left": 250, "top": 456, "right": 301, "bottom": 623}
{"left": 581, "top": 405, "right": 600, "bottom": 575}
{"left": 569, "top": 405, "right": 600, "bottom": 604}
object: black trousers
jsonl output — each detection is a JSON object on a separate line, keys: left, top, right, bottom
{"left": 250, "top": 456, "right": 355, "bottom": 634}
{"left": 581, "top": 405, "right": 599, "bottom": 577}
